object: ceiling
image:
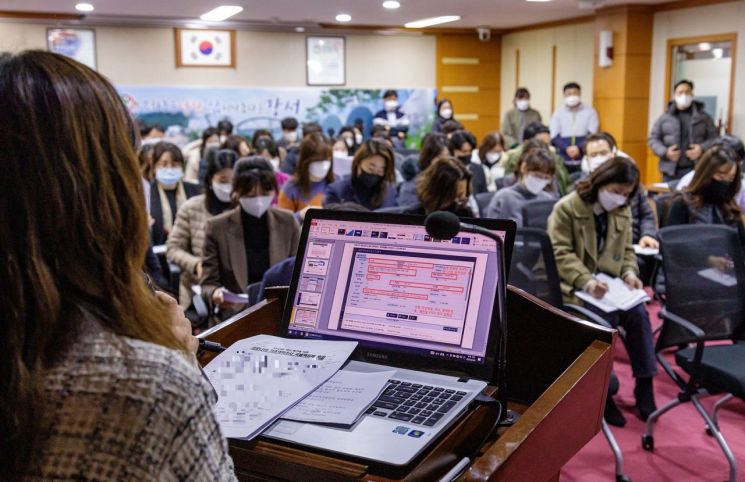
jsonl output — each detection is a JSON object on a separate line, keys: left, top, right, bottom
{"left": 2, "top": 0, "right": 678, "bottom": 30}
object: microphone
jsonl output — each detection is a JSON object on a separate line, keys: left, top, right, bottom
{"left": 424, "top": 211, "right": 515, "bottom": 425}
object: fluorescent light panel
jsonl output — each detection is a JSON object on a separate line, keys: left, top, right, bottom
{"left": 75, "top": 3, "right": 94, "bottom": 12}
{"left": 335, "top": 13, "right": 352, "bottom": 22}
{"left": 200, "top": 5, "right": 243, "bottom": 22}
{"left": 404, "top": 15, "right": 460, "bottom": 28}
{"left": 383, "top": 1, "right": 401, "bottom": 9}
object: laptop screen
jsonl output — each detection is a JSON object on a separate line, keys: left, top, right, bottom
{"left": 286, "top": 215, "right": 506, "bottom": 366}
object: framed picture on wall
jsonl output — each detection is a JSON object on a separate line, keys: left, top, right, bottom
{"left": 47, "top": 28, "right": 97, "bottom": 70}
{"left": 175, "top": 28, "right": 236, "bottom": 68}
{"left": 306, "top": 36, "right": 345, "bottom": 86}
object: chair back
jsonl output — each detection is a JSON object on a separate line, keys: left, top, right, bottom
{"left": 508, "top": 227, "right": 564, "bottom": 308}
{"left": 657, "top": 224, "right": 745, "bottom": 349}
{"left": 475, "top": 191, "right": 496, "bottom": 218}
{"left": 521, "top": 199, "right": 558, "bottom": 230}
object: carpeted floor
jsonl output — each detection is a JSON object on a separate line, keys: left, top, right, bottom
{"left": 562, "top": 298, "right": 745, "bottom": 481}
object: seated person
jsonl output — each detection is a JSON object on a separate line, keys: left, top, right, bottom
{"left": 486, "top": 148, "right": 557, "bottom": 226}
{"left": 277, "top": 133, "right": 335, "bottom": 219}
{"left": 324, "top": 139, "right": 398, "bottom": 210}
{"left": 183, "top": 127, "right": 218, "bottom": 183}
{"left": 449, "top": 130, "right": 489, "bottom": 194}
{"left": 502, "top": 122, "right": 571, "bottom": 195}
{"left": 548, "top": 157, "right": 657, "bottom": 422}
{"left": 432, "top": 98, "right": 455, "bottom": 134}
{"left": 397, "top": 133, "right": 449, "bottom": 206}
{"left": 254, "top": 136, "right": 290, "bottom": 193}
{"left": 478, "top": 132, "right": 507, "bottom": 192}
{"left": 277, "top": 116, "right": 299, "bottom": 151}
{"left": 373, "top": 89, "right": 409, "bottom": 140}
{"left": 667, "top": 144, "right": 745, "bottom": 248}
{"left": 394, "top": 157, "right": 473, "bottom": 218}
{"left": 441, "top": 119, "right": 465, "bottom": 139}
{"left": 149, "top": 141, "right": 201, "bottom": 246}
{"left": 202, "top": 157, "right": 300, "bottom": 320}
{"left": 281, "top": 121, "right": 323, "bottom": 174}
{"left": 221, "top": 134, "right": 251, "bottom": 157}
{"left": 338, "top": 125, "right": 359, "bottom": 155}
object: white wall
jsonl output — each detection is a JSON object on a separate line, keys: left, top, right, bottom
{"left": 0, "top": 22, "right": 436, "bottom": 88}
{"left": 649, "top": 1, "right": 745, "bottom": 137}
{"left": 500, "top": 22, "right": 595, "bottom": 123}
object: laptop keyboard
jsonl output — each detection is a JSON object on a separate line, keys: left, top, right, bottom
{"left": 364, "top": 379, "right": 469, "bottom": 427}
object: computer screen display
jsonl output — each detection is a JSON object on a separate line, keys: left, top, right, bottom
{"left": 286, "top": 217, "right": 505, "bottom": 365}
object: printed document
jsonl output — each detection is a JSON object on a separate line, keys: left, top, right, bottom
{"left": 633, "top": 244, "right": 658, "bottom": 256}
{"left": 575, "top": 273, "right": 650, "bottom": 313}
{"left": 204, "top": 334, "right": 357, "bottom": 439}
{"left": 282, "top": 369, "right": 395, "bottom": 426}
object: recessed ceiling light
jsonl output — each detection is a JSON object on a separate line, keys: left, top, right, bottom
{"left": 185, "top": 23, "right": 208, "bottom": 29}
{"left": 383, "top": 1, "right": 401, "bottom": 9}
{"left": 335, "top": 13, "right": 352, "bottom": 22}
{"left": 75, "top": 3, "right": 94, "bottom": 12}
{"left": 404, "top": 15, "right": 460, "bottom": 28}
{"left": 713, "top": 48, "right": 724, "bottom": 59}
{"left": 199, "top": 5, "right": 243, "bottom": 22}
{"left": 295, "top": 26, "right": 306, "bottom": 32}
{"left": 698, "top": 42, "right": 712, "bottom": 51}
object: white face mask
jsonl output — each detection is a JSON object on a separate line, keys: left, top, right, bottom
{"left": 344, "top": 136, "right": 354, "bottom": 148}
{"left": 588, "top": 154, "right": 610, "bottom": 172}
{"left": 284, "top": 131, "right": 298, "bottom": 143}
{"left": 355, "top": 133, "right": 363, "bottom": 144}
{"left": 565, "top": 95, "right": 581, "bottom": 108}
{"left": 309, "top": 160, "right": 332, "bottom": 179}
{"left": 516, "top": 99, "right": 530, "bottom": 111}
{"left": 524, "top": 174, "right": 551, "bottom": 195}
{"left": 219, "top": 135, "right": 227, "bottom": 144}
{"left": 485, "top": 151, "right": 502, "bottom": 165}
{"left": 598, "top": 190, "right": 627, "bottom": 212}
{"left": 269, "top": 158, "right": 280, "bottom": 171}
{"left": 675, "top": 94, "right": 693, "bottom": 110}
{"left": 385, "top": 99, "right": 398, "bottom": 111}
{"left": 239, "top": 195, "right": 274, "bottom": 218}
{"left": 212, "top": 181, "right": 233, "bottom": 203}
{"left": 439, "top": 108, "right": 453, "bottom": 119}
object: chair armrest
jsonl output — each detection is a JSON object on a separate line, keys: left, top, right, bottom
{"left": 659, "top": 308, "right": 705, "bottom": 340}
{"left": 563, "top": 303, "right": 614, "bottom": 330}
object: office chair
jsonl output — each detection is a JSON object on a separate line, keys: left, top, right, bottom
{"left": 495, "top": 174, "right": 516, "bottom": 191}
{"left": 474, "top": 191, "right": 496, "bottom": 218}
{"left": 642, "top": 225, "right": 745, "bottom": 482}
{"left": 521, "top": 199, "right": 557, "bottom": 230}
{"left": 508, "top": 227, "right": 631, "bottom": 482}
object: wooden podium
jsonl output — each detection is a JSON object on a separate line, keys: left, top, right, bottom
{"left": 198, "top": 285, "right": 616, "bottom": 482}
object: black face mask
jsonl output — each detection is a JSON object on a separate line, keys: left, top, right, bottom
{"left": 457, "top": 155, "right": 472, "bottom": 166}
{"left": 357, "top": 171, "right": 383, "bottom": 189}
{"left": 703, "top": 180, "right": 732, "bottom": 204}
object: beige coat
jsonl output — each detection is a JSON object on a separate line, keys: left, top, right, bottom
{"left": 547, "top": 191, "right": 638, "bottom": 304}
{"left": 166, "top": 194, "right": 212, "bottom": 308}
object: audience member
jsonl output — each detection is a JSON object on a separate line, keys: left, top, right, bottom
{"left": 486, "top": 148, "right": 557, "bottom": 225}
{"left": 142, "top": 123, "right": 165, "bottom": 143}
{"left": 202, "top": 158, "right": 299, "bottom": 320}
{"left": 254, "top": 136, "right": 290, "bottom": 194}
{"left": 338, "top": 125, "right": 358, "bottom": 155}
{"left": 184, "top": 127, "right": 219, "bottom": 183}
{"left": 278, "top": 133, "right": 335, "bottom": 218}
{"left": 325, "top": 139, "right": 398, "bottom": 210}
{"left": 449, "top": 130, "right": 488, "bottom": 194}
{"left": 373, "top": 89, "right": 410, "bottom": 140}
{"left": 548, "top": 157, "right": 657, "bottom": 422}
{"left": 502, "top": 87, "right": 542, "bottom": 148}
{"left": 222, "top": 134, "right": 251, "bottom": 157}
{"left": 395, "top": 157, "right": 473, "bottom": 217}
{"left": 149, "top": 141, "right": 201, "bottom": 246}
{"left": 167, "top": 149, "right": 238, "bottom": 309}
{"left": 648, "top": 79, "right": 718, "bottom": 182}
{"left": 277, "top": 117, "right": 299, "bottom": 151}
{"left": 441, "top": 119, "right": 464, "bottom": 138}
{"left": 432, "top": 98, "right": 455, "bottom": 134}
{"left": 549, "top": 82, "right": 599, "bottom": 169}
{"left": 216, "top": 119, "right": 233, "bottom": 141}
{"left": 281, "top": 121, "right": 324, "bottom": 174}
{"left": 502, "top": 123, "right": 571, "bottom": 195}
{"left": 478, "top": 132, "right": 507, "bottom": 191}
{"left": 397, "top": 133, "right": 449, "bottom": 206}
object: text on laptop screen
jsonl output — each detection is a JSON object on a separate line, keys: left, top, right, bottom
{"left": 287, "top": 218, "right": 504, "bottom": 364}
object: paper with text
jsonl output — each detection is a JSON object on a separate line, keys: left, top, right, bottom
{"left": 575, "top": 273, "right": 649, "bottom": 313}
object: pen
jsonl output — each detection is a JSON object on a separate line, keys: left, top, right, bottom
{"left": 199, "top": 339, "right": 227, "bottom": 352}
{"left": 438, "top": 456, "right": 471, "bottom": 482}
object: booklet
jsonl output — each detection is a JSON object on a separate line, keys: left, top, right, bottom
{"left": 697, "top": 268, "right": 737, "bottom": 287}
{"left": 204, "top": 334, "right": 358, "bottom": 439}
{"left": 575, "top": 273, "right": 650, "bottom": 313}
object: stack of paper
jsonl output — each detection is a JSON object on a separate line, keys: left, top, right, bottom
{"left": 697, "top": 268, "right": 737, "bottom": 287}
{"left": 575, "top": 273, "right": 650, "bottom": 313}
{"left": 204, "top": 334, "right": 358, "bottom": 439}
{"left": 633, "top": 244, "right": 659, "bottom": 256}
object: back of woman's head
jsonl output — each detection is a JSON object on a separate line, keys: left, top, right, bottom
{"left": 576, "top": 156, "right": 639, "bottom": 203}
{"left": 221, "top": 134, "right": 249, "bottom": 155}
{"left": 255, "top": 135, "right": 279, "bottom": 158}
{"left": 417, "top": 157, "right": 472, "bottom": 213}
{"left": 0, "top": 50, "right": 181, "bottom": 477}
{"left": 448, "top": 130, "right": 476, "bottom": 153}
{"left": 418, "top": 133, "right": 448, "bottom": 171}
{"left": 688, "top": 145, "right": 742, "bottom": 219}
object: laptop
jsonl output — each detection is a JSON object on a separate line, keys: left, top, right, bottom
{"left": 262, "top": 210, "right": 516, "bottom": 467}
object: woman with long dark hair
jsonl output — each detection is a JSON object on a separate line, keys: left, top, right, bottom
{"left": 0, "top": 51, "right": 235, "bottom": 480}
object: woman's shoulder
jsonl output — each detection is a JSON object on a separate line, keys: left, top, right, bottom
{"left": 180, "top": 193, "right": 207, "bottom": 212}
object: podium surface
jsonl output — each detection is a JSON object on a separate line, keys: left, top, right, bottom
{"left": 198, "top": 285, "right": 615, "bottom": 481}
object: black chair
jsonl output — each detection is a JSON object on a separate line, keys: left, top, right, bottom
{"left": 495, "top": 174, "right": 516, "bottom": 191}
{"left": 521, "top": 199, "right": 557, "bottom": 231}
{"left": 642, "top": 225, "right": 745, "bottom": 482}
{"left": 474, "top": 191, "right": 496, "bottom": 218}
{"left": 508, "top": 228, "right": 631, "bottom": 482}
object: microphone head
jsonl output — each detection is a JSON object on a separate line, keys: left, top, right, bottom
{"left": 425, "top": 211, "right": 461, "bottom": 240}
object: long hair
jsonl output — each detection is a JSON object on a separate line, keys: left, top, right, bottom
{"left": 417, "top": 157, "right": 472, "bottom": 214}
{"left": 0, "top": 50, "right": 184, "bottom": 478}
{"left": 686, "top": 145, "right": 742, "bottom": 222}
{"left": 296, "top": 132, "right": 333, "bottom": 197}
{"left": 575, "top": 156, "right": 639, "bottom": 204}
{"left": 351, "top": 139, "right": 396, "bottom": 209}
{"left": 418, "top": 133, "right": 448, "bottom": 172}
{"left": 478, "top": 132, "right": 505, "bottom": 164}
{"left": 205, "top": 149, "right": 239, "bottom": 213}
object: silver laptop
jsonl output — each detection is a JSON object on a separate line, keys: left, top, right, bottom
{"left": 262, "top": 210, "right": 514, "bottom": 467}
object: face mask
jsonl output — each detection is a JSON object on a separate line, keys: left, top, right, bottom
{"left": 357, "top": 171, "right": 383, "bottom": 189}
{"left": 212, "top": 182, "right": 233, "bottom": 203}
{"left": 155, "top": 167, "right": 183, "bottom": 187}
{"left": 385, "top": 100, "right": 398, "bottom": 111}
{"left": 565, "top": 95, "right": 581, "bottom": 108}
{"left": 457, "top": 155, "right": 471, "bottom": 165}
{"left": 524, "top": 175, "right": 551, "bottom": 195}
{"left": 309, "top": 160, "right": 332, "bottom": 179}
{"left": 439, "top": 108, "right": 453, "bottom": 119}
{"left": 516, "top": 99, "right": 530, "bottom": 111}
{"left": 239, "top": 195, "right": 274, "bottom": 218}
{"left": 219, "top": 135, "right": 227, "bottom": 144}
{"left": 269, "top": 158, "right": 280, "bottom": 171}
{"left": 588, "top": 154, "right": 610, "bottom": 172}
{"left": 703, "top": 180, "right": 732, "bottom": 204}
{"left": 355, "top": 133, "right": 363, "bottom": 144}
{"left": 344, "top": 137, "right": 354, "bottom": 148}
{"left": 675, "top": 94, "right": 693, "bottom": 110}
{"left": 598, "top": 189, "right": 627, "bottom": 212}
{"left": 284, "top": 131, "right": 298, "bottom": 143}
{"left": 485, "top": 152, "right": 502, "bottom": 166}
{"left": 447, "top": 199, "right": 470, "bottom": 216}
